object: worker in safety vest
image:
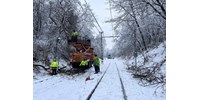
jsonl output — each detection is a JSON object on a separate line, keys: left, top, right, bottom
{"left": 72, "top": 30, "right": 78, "bottom": 42}
{"left": 50, "top": 59, "right": 59, "bottom": 75}
{"left": 79, "top": 58, "right": 88, "bottom": 72}
{"left": 93, "top": 54, "right": 100, "bottom": 74}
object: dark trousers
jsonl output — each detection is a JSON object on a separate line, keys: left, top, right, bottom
{"left": 51, "top": 68, "right": 57, "bottom": 75}
{"left": 94, "top": 66, "right": 100, "bottom": 73}
{"left": 72, "top": 36, "right": 77, "bottom": 42}
{"left": 80, "top": 66, "right": 86, "bottom": 72}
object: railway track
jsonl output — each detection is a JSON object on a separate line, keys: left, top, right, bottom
{"left": 115, "top": 62, "right": 127, "bottom": 100}
{"left": 86, "top": 63, "right": 111, "bottom": 100}
{"left": 85, "top": 62, "right": 127, "bottom": 100}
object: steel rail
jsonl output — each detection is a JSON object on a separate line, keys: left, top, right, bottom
{"left": 115, "top": 62, "right": 128, "bottom": 100}
{"left": 86, "top": 63, "right": 111, "bottom": 100}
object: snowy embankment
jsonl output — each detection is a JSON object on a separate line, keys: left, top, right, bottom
{"left": 126, "top": 43, "right": 166, "bottom": 73}
{"left": 122, "top": 43, "right": 166, "bottom": 99}
{"left": 33, "top": 43, "right": 165, "bottom": 100}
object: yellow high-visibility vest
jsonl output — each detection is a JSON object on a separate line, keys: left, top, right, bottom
{"left": 73, "top": 31, "right": 78, "bottom": 36}
{"left": 80, "top": 60, "right": 87, "bottom": 66}
{"left": 50, "top": 61, "right": 58, "bottom": 68}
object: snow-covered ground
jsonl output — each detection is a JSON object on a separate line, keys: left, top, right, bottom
{"left": 115, "top": 59, "right": 165, "bottom": 100}
{"left": 33, "top": 43, "right": 165, "bottom": 100}
{"left": 126, "top": 43, "right": 166, "bottom": 73}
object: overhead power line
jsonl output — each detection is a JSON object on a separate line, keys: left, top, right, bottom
{"left": 109, "top": 0, "right": 114, "bottom": 36}
{"left": 83, "top": 0, "right": 104, "bottom": 33}
{"left": 82, "top": 0, "right": 104, "bottom": 61}
{"left": 77, "top": 1, "right": 101, "bottom": 33}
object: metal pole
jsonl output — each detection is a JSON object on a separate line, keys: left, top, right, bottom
{"left": 100, "top": 32, "right": 103, "bottom": 62}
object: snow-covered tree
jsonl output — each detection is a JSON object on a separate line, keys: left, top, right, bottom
{"left": 33, "top": 0, "right": 97, "bottom": 68}
{"left": 109, "top": 0, "right": 165, "bottom": 58}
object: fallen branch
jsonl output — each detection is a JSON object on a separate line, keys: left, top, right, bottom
{"left": 33, "top": 64, "right": 48, "bottom": 71}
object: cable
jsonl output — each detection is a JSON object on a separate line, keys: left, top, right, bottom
{"left": 78, "top": 1, "right": 101, "bottom": 34}
{"left": 82, "top": 0, "right": 104, "bottom": 60}
{"left": 83, "top": 0, "right": 104, "bottom": 33}
{"left": 109, "top": 0, "right": 114, "bottom": 36}
{"left": 77, "top": 1, "right": 102, "bottom": 36}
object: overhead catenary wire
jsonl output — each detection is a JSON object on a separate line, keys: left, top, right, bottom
{"left": 78, "top": 1, "right": 103, "bottom": 40}
{"left": 108, "top": 0, "right": 121, "bottom": 41}
{"left": 82, "top": 0, "right": 104, "bottom": 60}
{"left": 83, "top": 0, "right": 104, "bottom": 33}
{"left": 109, "top": 0, "right": 114, "bottom": 36}
{"left": 77, "top": 1, "right": 101, "bottom": 33}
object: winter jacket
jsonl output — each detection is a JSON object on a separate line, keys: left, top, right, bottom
{"left": 50, "top": 61, "right": 59, "bottom": 68}
{"left": 93, "top": 57, "right": 100, "bottom": 67}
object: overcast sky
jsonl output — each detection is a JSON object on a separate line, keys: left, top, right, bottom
{"left": 80, "top": 0, "right": 115, "bottom": 50}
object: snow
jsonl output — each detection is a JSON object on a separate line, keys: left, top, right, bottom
{"left": 90, "top": 61, "right": 124, "bottom": 100}
{"left": 33, "top": 61, "right": 109, "bottom": 100}
{"left": 116, "top": 59, "right": 165, "bottom": 100}
{"left": 127, "top": 43, "right": 166, "bottom": 74}
{"left": 33, "top": 43, "right": 165, "bottom": 100}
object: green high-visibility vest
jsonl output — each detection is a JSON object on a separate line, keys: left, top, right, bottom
{"left": 73, "top": 31, "right": 78, "bottom": 36}
{"left": 93, "top": 57, "right": 100, "bottom": 66}
{"left": 50, "top": 61, "right": 58, "bottom": 68}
